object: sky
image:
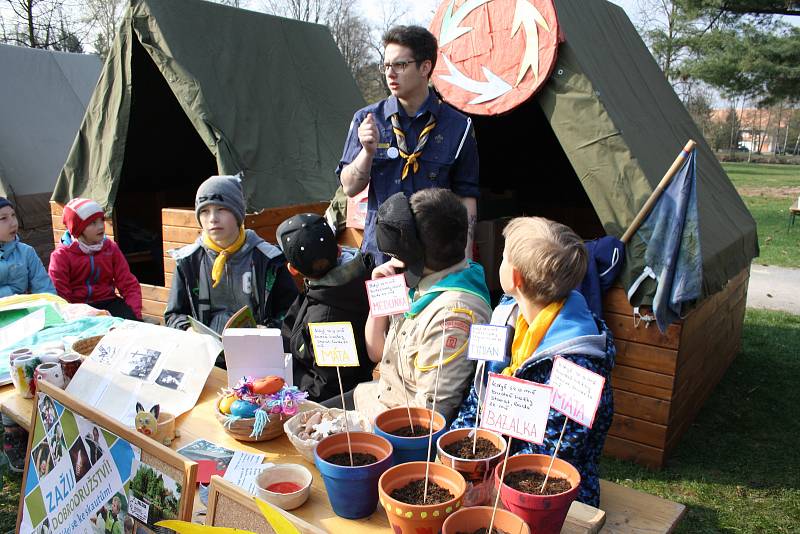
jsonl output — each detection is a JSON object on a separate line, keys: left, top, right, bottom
{"left": 362, "top": 0, "right": 642, "bottom": 28}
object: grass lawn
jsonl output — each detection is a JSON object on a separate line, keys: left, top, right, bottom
{"left": 601, "top": 308, "right": 800, "bottom": 533}
{"left": 721, "top": 162, "right": 800, "bottom": 269}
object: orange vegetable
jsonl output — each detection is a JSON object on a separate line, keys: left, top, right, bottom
{"left": 252, "top": 375, "right": 285, "bottom": 395}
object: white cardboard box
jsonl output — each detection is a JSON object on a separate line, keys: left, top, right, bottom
{"left": 222, "top": 328, "right": 293, "bottom": 388}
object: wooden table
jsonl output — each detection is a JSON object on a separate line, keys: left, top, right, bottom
{"left": 1, "top": 370, "right": 685, "bottom": 533}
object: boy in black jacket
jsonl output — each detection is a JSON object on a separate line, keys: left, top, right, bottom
{"left": 278, "top": 214, "right": 375, "bottom": 402}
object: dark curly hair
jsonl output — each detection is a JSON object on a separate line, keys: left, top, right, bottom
{"left": 382, "top": 25, "right": 438, "bottom": 78}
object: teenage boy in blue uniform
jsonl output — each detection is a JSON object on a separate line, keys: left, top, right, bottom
{"left": 338, "top": 25, "right": 479, "bottom": 259}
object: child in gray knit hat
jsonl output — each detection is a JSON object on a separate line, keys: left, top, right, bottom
{"left": 164, "top": 174, "right": 298, "bottom": 335}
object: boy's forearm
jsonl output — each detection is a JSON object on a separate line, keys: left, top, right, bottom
{"left": 341, "top": 150, "right": 373, "bottom": 197}
{"left": 365, "top": 313, "right": 389, "bottom": 363}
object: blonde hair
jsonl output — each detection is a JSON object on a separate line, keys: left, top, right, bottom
{"left": 502, "top": 217, "right": 587, "bottom": 304}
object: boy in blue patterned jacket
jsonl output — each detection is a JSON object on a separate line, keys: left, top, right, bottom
{"left": 451, "top": 216, "right": 615, "bottom": 507}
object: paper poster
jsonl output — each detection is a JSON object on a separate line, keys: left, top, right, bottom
{"left": 548, "top": 356, "right": 606, "bottom": 428}
{"left": 467, "top": 324, "right": 510, "bottom": 362}
{"left": 480, "top": 372, "right": 552, "bottom": 444}
{"left": 365, "top": 274, "right": 410, "bottom": 317}
{"left": 309, "top": 322, "right": 359, "bottom": 367}
{"left": 65, "top": 322, "right": 219, "bottom": 426}
{"left": 20, "top": 393, "right": 141, "bottom": 534}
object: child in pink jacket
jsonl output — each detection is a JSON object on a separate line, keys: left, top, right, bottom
{"left": 48, "top": 198, "right": 142, "bottom": 320}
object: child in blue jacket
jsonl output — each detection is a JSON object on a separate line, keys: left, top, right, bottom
{"left": 451, "top": 217, "right": 615, "bottom": 507}
{"left": 0, "top": 197, "right": 55, "bottom": 297}
{"left": 0, "top": 196, "right": 55, "bottom": 472}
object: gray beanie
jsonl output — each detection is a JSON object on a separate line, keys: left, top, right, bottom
{"left": 195, "top": 174, "right": 246, "bottom": 226}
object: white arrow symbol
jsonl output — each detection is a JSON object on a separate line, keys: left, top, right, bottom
{"left": 439, "top": 0, "right": 493, "bottom": 46}
{"left": 511, "top": 0, "right": 550, "bottom": 86}
{"left": 438, "top": 53, "right": 512, "bottom": 105}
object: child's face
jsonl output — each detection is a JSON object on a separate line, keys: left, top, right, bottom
{"left": 199, "top": 205, "right": 239, "bottom": 247}
{"left": 80, "top": 218, "right": 105, "bottom": 245}
{"left": 0, "top": 206, "right": 19, "bottom": 243}
{"left": 499, "top": 247, "right": 518, "bottom": 296}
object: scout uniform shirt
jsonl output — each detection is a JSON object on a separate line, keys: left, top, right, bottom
{"left": 353, "top": 260, "right": 491, "bottom": 422}
{"left": 337, "top": 92, "right": 480, "bottom": 258}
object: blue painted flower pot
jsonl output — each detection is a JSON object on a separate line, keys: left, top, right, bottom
{"left": 314, "top": 431, "right": 394, "bottom": 519}
{"left": 374, "top": 407, "right": 447, "bottom": 464}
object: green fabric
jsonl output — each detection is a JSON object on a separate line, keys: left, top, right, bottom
{"left": 406, "top": 261, "right": 491, "bottom": 318}
{"left": 52, "top": 0, "right": 364, "bottom": 213}
{"left": 533, "top": 0, "right": 758, "bottom": 303}
{"left": 0, "top": 305, "right": 63, "bottom": 329}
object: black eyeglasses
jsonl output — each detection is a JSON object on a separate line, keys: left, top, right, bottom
{"left": 379, "top": 60, "right": 418, "bottom": 74}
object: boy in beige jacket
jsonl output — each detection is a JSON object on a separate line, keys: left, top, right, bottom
{"left": 352, "top": 189, "right": 491, "bottom": 422}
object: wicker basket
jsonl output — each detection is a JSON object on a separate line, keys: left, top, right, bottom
{"left": 283, "top": 406, "right": 372, "bottom": 463}
{"left": 71, "top": 335, "right": 105, "bottom": 357}
{"left": 215, "top": 398, "right": 320, "bottom": 442}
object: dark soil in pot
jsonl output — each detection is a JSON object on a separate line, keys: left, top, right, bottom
{"left": 503, "top": 469, "right": 572, "bottom": 495}
{"left": 390, "top": 479, "right": 455, "bottom": 504}
{"left": 388, "top": 425, "right": 431, "bottom": 437}
{"left": 325, "top": 452, "right": 378, "bottom": 466}
{"left": 442, "top": 437, "right": 500, "bottom": 459}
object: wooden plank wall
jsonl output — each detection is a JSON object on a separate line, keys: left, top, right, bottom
{"left": 600, "top": 267, "right": 749, "bottom": 468}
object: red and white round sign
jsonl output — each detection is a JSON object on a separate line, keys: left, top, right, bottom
{"left": 430, "top": 0, "right": 559, "bottom": 115}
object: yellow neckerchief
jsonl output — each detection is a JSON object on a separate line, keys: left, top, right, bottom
{"left": 502, "top": 299, "right": 565, "bottom": 376}
{"left": 390, "top": 112, "right": 437, "bottom": 180}
{"left": 202, "top": 226, "right": 246, "bottom": 288}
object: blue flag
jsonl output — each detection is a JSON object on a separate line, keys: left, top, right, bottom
{"left": 629, "top": 150, "right": 702, "bottom": 332}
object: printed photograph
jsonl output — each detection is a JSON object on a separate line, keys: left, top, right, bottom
{"left": 93, "top": 343, "right": 119, "bottom": 366}
{"left": 89, "top": 492, "right": 129, "bottom": 534}
{"left": 83, "top": 425, "right": 105, "bottom": 465}
{"left": 32, "top": 518, "right": 51, "bottom": 534}
{"left": 128, "top": 463, "right": 182, "bottom": 525}
{"left": 31, "top": 440, "right": 53, "bottom": 479}
{"left": 119, "top": 349, "right": 161, "bottom": 380}
{"left": 176, "top": 439, "right": 235, "bottom": 471}
{"left": 38, "top": 395, "right": 58, "bottom": 431}
{"left": 154, "top": 369, "right": 184, "bottom": 390}
{"left": 69, "top": 436, "right": 91, "bottom": 481}
{"left": 47, "top": 422, "right": 67, "bottom": 463}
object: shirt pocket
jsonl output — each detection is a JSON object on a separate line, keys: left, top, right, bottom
{"left": 417, "top": 142, "right": 456, "bottom": 190}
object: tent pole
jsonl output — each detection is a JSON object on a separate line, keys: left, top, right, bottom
{"left": 620, "top": 139, "right": 696, "bottom": 244}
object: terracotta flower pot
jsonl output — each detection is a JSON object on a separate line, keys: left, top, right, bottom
{"left": 494, "top": 454, "right": 581, "bottom": 534}
{"left": 442, "top": 505, "right": 531, "bottom": 534}
{"left": 374, "top": 406, "right": 446, "bottom": 463}
{"left": 437, "top": 428, "right": 507, "bottom": 506}
{"left": 378, "top": 461, "right": 466, "bottom": 534}
{"left": 314, "top": 431, "right": 394, "bottom": 519}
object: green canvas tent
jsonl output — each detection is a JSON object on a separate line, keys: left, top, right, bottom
{"left": 465, "top": 0, "right": 758, "bottom": 304}
{"left": 52, "top": 0, "right": 363, "bottom": 282}
{"left": 0, "top": 44, "right": 101, "bottom": 262}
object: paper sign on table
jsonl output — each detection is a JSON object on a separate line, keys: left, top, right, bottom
{"left": 548, "top": 356, "right": 605, "bottom": 428}
{"left": 467, "top": 324, "right": 510, "bottom": 362}
{"left": 309, "top": 322, "right": 359, "bottom": 367}
{"left": 480, "top": 372, "right": 552, "bottom": 444}
{"left": 365, "top": 274, "right": 410, "bottom": 317}
{"left": 224, "top": 462, "right": 275, "bottom": 495}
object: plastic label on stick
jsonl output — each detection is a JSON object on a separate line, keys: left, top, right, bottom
{"left": 309, "top": 322, "right": 359, "bottom": 367}
{"left": 480, "top": 372, "right": 551, "bottom": 444}
{"left": 365, "top": 274, "right": 410, "bottom": 317}
{"left": 548, "top": 356, "right": 605, "bottom": 428}
{"left": 467, "top": 324, "right": 510, "bottom": 362}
